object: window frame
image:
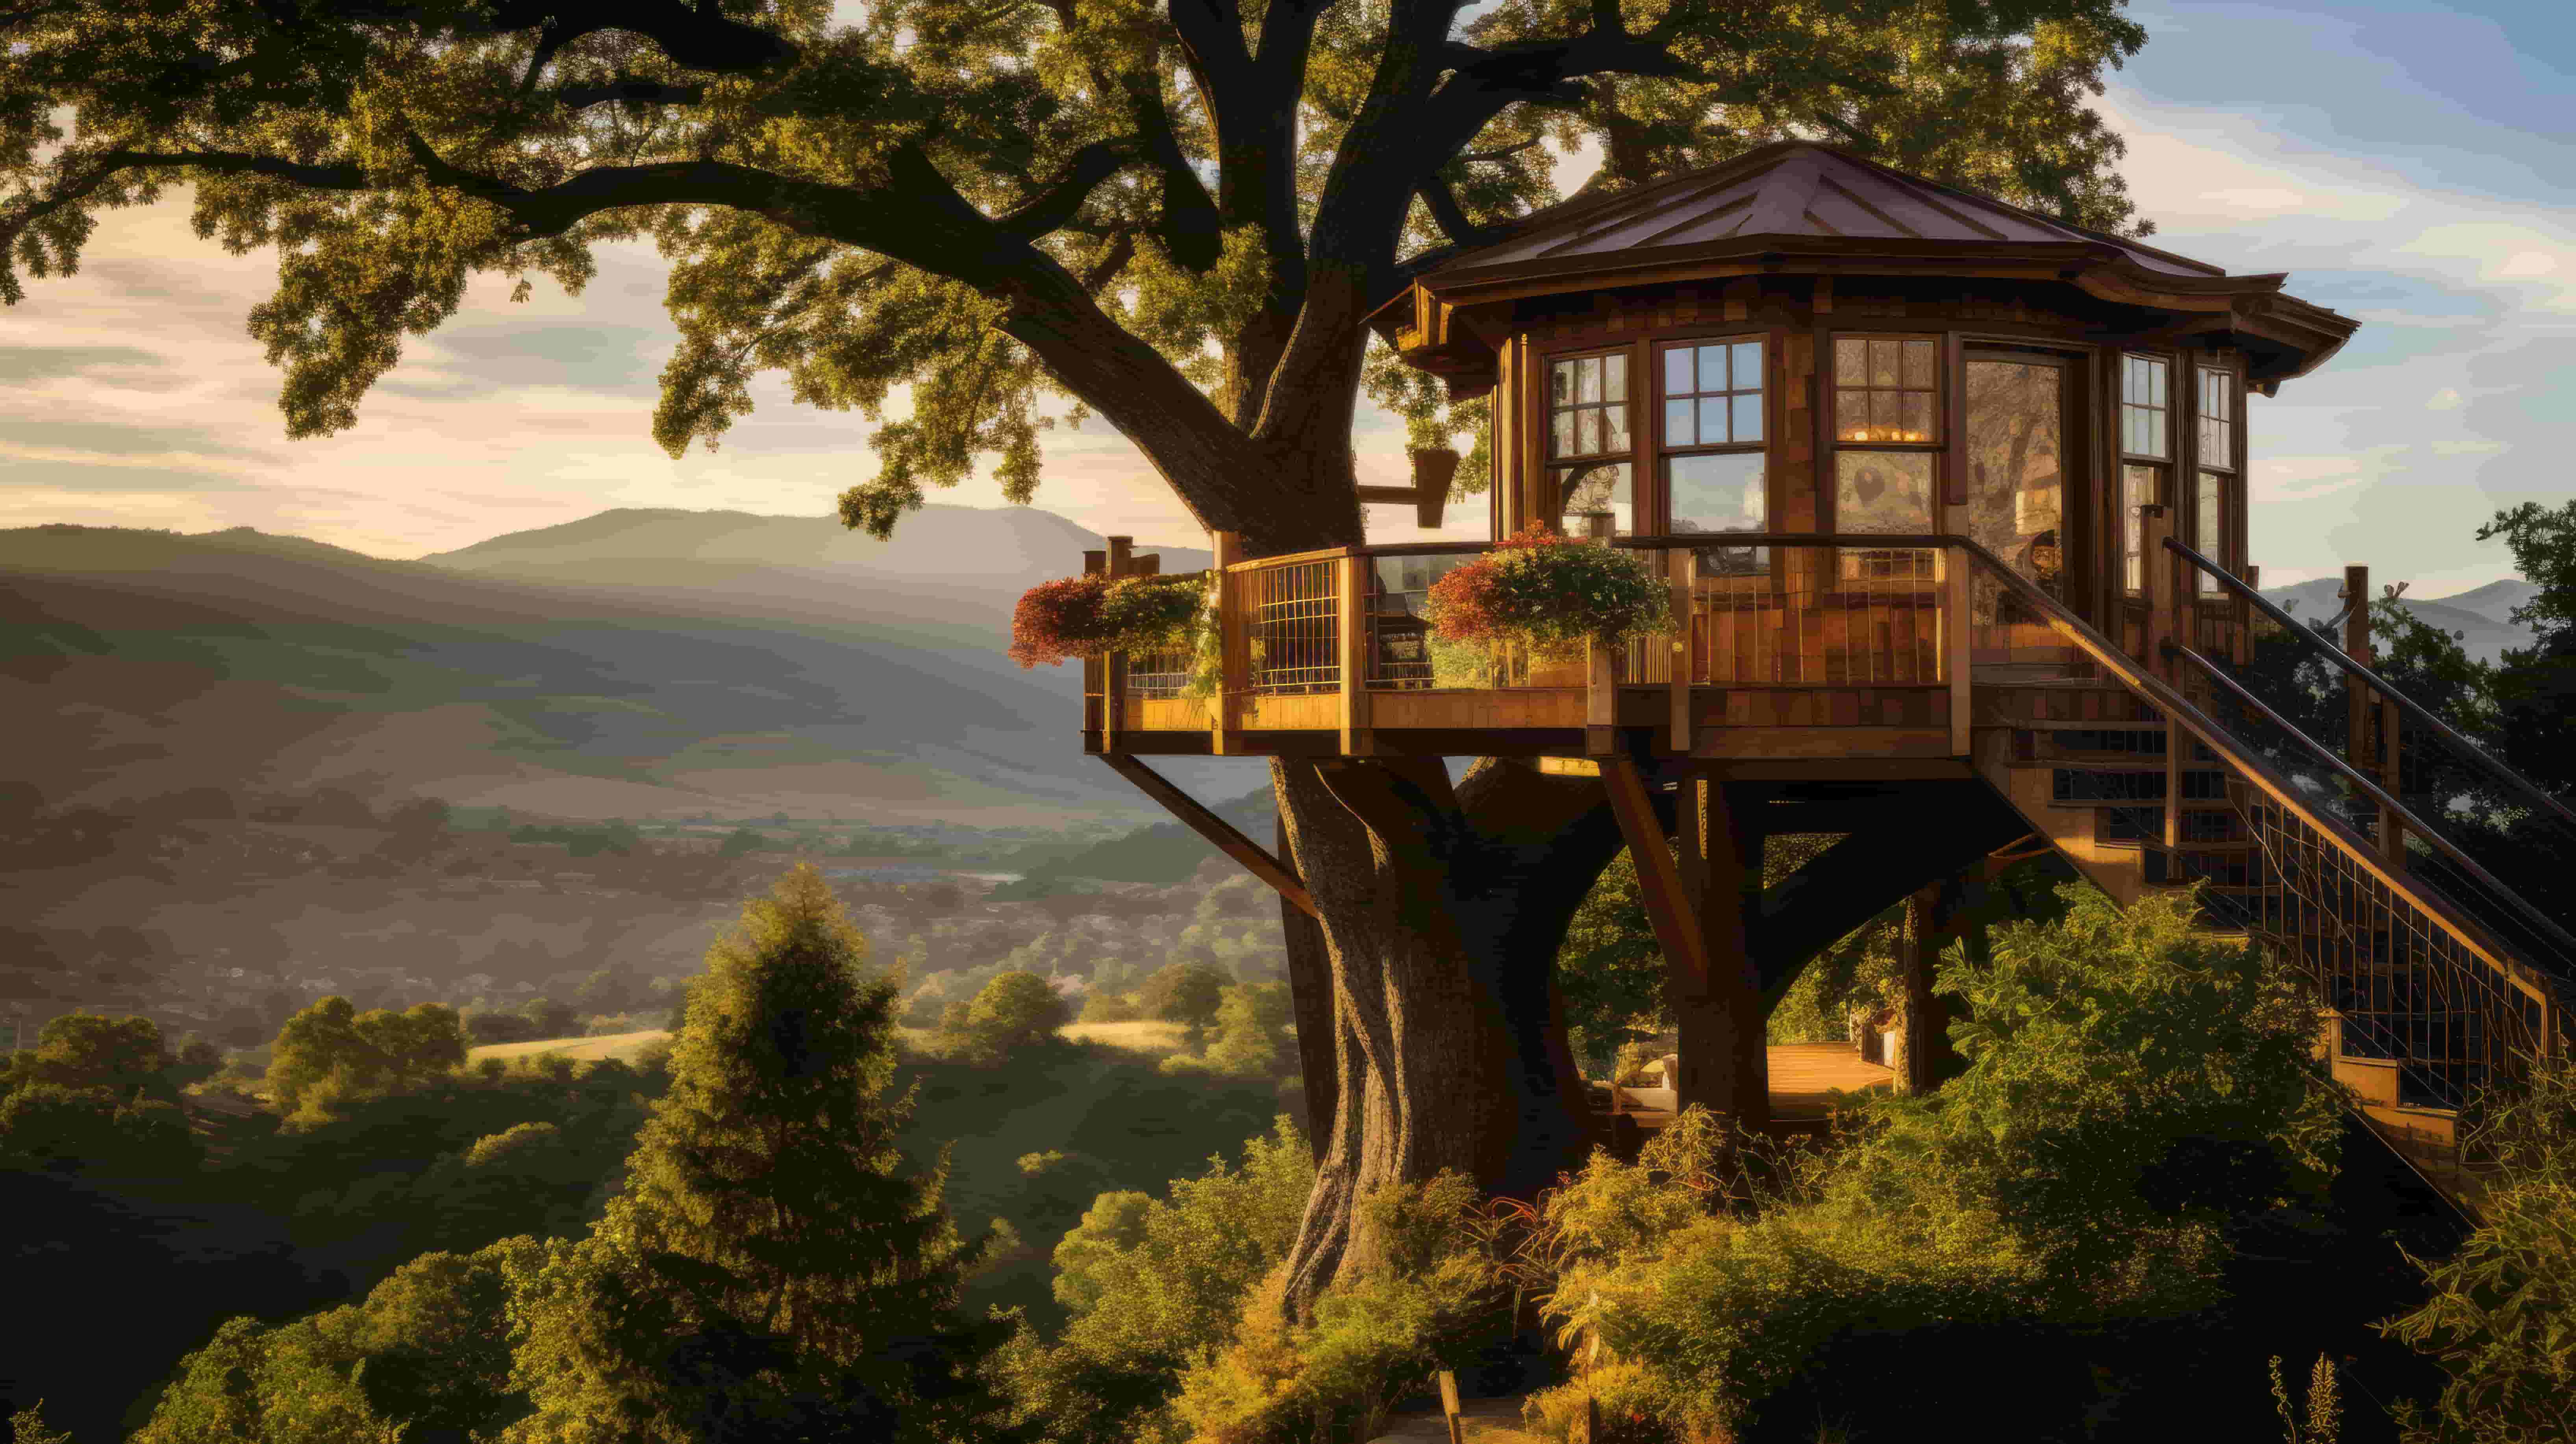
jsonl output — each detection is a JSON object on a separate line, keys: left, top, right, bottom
{"left": 1652, "top": 332, "right": 1774, "bottom": 576}
{"left": 1826, "top": 331, "right": 1945, "bottom": 582}
{"left": 2117, "top": 352, "right": 2175, "bottom": 599}
{"left": 2191, "top": 360, "right": 2240, "bottom": 598}
{"left": 1540, "top": 343, "right": 1640, "bottom": 539}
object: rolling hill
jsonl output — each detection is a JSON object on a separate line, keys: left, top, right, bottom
{"left": 2258, "top": 576, "right": 2537, "bottom": 665}
{"left": 0, "top": 510, "right": 1236, "bottom": 826}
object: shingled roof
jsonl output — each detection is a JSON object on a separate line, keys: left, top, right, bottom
{"left": 1375, "top": 139, "right": 2357, "bottom": 390}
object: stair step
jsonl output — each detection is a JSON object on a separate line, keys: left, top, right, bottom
{"left": 2012, "top": 759, "right": 2228, "bottom": 772}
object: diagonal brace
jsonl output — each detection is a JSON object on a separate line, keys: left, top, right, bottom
{"left": 1096, "top": 755, "right": 1319, "bottom": 918}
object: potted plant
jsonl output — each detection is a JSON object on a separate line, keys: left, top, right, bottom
{"left": 1423, "top": 523, "right": 1675, "bottom": 678}
{"left": 1009, "top": 572, "right": 1210, "bottom": 669}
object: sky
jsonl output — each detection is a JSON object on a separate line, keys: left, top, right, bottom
{"left": 3, "top": 2, "right": 2571, "bottom": 592}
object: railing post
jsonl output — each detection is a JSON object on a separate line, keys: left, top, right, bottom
{"left": 1586, "top": 635, "right": 1616, "bottom": 757}
{"left": 2236, "top": 564, "right": 2258, "bottom": 670}
{"left": 1103, "top": 538, "right": 1134, "bottom": 754}
{"left": 1668, "top": 547, "right": 1694, "bottom": 755}
{"left": 2342, "top": 564, "right": 2400, "bottom": 862}
{"left": 1337, "top": 552, "right": 1369, "bottom": 756}
{"left": 1945, "top": 543, "right": 1972, "bottom": 756}
{"left": 1209, "top": 532, "right": 1241, "bottom": 753}
{"left": 1083, "top": 548, "right": 1107, "bottom": 753}
{"left": 2139, "top": 505, "right": 2175, "bottom": 681}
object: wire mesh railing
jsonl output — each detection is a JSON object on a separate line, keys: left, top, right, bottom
{"left": 1240, "top": 556, "right": 1341, "bottom": 695}
{"left": 1682, "top": 544, "right": 1946, "bottom": 684}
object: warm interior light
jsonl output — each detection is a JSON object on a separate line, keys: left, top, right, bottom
{"left": 1839, "top": 428, "right": 1933, "bottom": 443}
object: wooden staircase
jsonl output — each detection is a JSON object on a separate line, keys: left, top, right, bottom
{"left": 1954, "top": 553, "right": 2568, "bottom": 1228}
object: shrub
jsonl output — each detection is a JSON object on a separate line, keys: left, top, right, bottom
{"left": 1515, "top": 882, "right": 2349, "bottom": 1441}
{"left": 948, "top": 970, "right": 1074, "bottom": 1057}
{"left": 1080, "top": 990, "right": 1143, "bottom": 1024}
{"left": 2375, "top": 1053, "right": 2576, "bottom": 1444}
{"left": 1424, "top": 523, "right": 1674, "bottom": 664}
{"left": 1138, "top": 960, "right": 1230, "bottom": 1029}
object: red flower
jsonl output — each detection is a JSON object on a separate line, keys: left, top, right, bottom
{"left": 1009, "top": 574, "right": 1111, "bottom": 668}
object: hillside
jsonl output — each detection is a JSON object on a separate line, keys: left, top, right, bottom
{"left": 0, "top": 511, "right": 1234, "bottom": 825}
{"left": 2259, "top": 576, "right": 2537, "bottom": 665}
{"left": 993, "top": 786, "right": 1279, "bottom": 892}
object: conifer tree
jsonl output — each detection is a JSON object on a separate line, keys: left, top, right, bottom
{"left": 505, "top": 864, "right": 1005, "bottom": 1444}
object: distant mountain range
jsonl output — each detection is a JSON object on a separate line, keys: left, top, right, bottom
{"left": 2257, "top": 576, "right": 2539, "bottom": 665}
{"left": 0, "top": 509, "right": 1229, "bottom": 827}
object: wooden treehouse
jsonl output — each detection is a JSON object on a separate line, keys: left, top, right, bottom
{"left": 1084, "top": 141, "right": 2573, "bottom": 1222}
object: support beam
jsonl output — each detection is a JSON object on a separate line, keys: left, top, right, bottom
{"left": 1600, "top": 758, "right": 1708, "bottom": 987}
{"left": 1897, "top": 886, "right": 1937, "bottom": 1095}
{"left": 1688, "top": 777, "right": 1767, "bottom": 1132}
{"left": 1095, "top": 755, "right": 1319, "bottom": 918}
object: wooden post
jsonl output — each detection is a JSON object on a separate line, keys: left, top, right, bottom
{"left": 1698, "top": 779, "right": 1767, "bottom": 1136}
{"left": 2342, "top": 564, "right": 2390, "bottom": 859}
{"left": 1083, "top": 548, "right": 1107, "bottom": 753}
{"left": 1897, "top": 886, "right": 1936, "bottom": 1095}
{"left": 1337, "top": 552, "right": 1369, "bottom": 756}
{"left": 1669, "top": 547, "right": 1694, "bottom": 754}
{"left": 1104, "top": 538, "right": 1134, "bottom": 754}
{"left": 1211, "top": 531, "right": 1242, "bottom": 753}
{"left": 1437, "top": 1369, "right": 1464, "bottom": 1444}
{"left": 2139, "top": 505, "right": 2175, "bottom": 680}
{"left": 1586, "top": 635, "right": 1616, "bottom": 757}
{"left": 1945, "top": 543, "right": 1972, "bottom": 755}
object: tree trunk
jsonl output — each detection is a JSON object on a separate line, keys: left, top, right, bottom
{"left": 1270, "top": 756, "right": 1610, "bottom": 1321}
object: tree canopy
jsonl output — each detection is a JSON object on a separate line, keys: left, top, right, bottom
{"left": 4, "top": 0, "right": 2152, "bottom": 550}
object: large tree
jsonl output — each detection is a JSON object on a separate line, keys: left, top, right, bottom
{"left": 4, "top": 0, "right": 2154, "bottom": 1314}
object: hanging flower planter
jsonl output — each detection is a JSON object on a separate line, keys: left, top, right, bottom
{"left": 1009, "top": 572, "right": 1211, "bottom": 669}
{"left": 1424, "top": 523, "right": 1675, "bottom": 669}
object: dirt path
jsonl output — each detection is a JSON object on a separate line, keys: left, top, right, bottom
{"left": 1365, "top": 1395, "right": 1547, "bottom": 1444}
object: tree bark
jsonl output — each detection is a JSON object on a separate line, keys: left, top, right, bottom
{"left": 1270, "top": 756, "right": 1610, "bottom": 1321}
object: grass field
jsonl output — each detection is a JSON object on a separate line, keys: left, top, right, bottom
{"left": 466, "top": 1029, "right": 671, "bottom": 1065}
{"left": 462, "top": 1021, "right": 1190, "bottom": 1068}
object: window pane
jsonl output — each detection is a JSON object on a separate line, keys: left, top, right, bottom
{"left": 1557, "top": 462, "right": 1632, "bottom": 537}
{"left": 2149, "top": 360, "right": 2167, "bottom": 407}
{"left": 1869, "top": 389, "right": 1896, "bottom": 436}
{"left": 1870, "top": 339, "right": 1900, "bottom": 389}
{"left": 1732, "top": 342, "right": 1762, "bottom": 393}
{"left": 1732, "top": 393, "right": 1763, "bottom": 443}
{"left": 1665, "top": 347, "right": 1693, "bottom": 397}
{"left": 2122, "top": 463, "right": 2157, "bottom": 593}
{"left": 1836, "top": 388, "right": 1866, "bottom": 441}
{"left": 1553, "top": 361, "right": 1573, "bottom": 406}
{"left": 2198, "top": 471, "right": 2225, "bottom": 593}
{"left": 1835, "top": 452, "right": 1934, "bottom": 532}
{"left": 1605, "top": 403, "right": 1630, "bottom": 454}
{"left": 1903, "top": 339, "right": 1935, "bottom": 389}
{"left": 2201, "top": 419, "right": 2228, "bottom": 467}
{"left": 1605, "top": 353, "right": 1627, "bottom": 404}
{"left": 1901, "top": 392, "right": 1932, "bottom": 441}
{"left": 2122, "top": 356, "right": 2145, "bottom": 405}
{"left": 1698, "top": 345, "right": 1727, "bottom": 392}
{"left": 1835, "top": 338, "right": 1867, "bottom": 387}
{"left": 1665, "top": 399, "right": 1695, "bottom": 447}
{"left": 1670, "top": 452, "right": 1766, "bottom": 572}
{"left": 1578, "top": 408, "right": 1600, "bottom": 454}
{"left": 1700, "top": 397, "right": 1728, "bottom": 444}
{"left": 1552, "top": 408, "right": 1574, "bottom": 457}
{"left": 1578, "top": 358, "right": 1601, "bottom": 405}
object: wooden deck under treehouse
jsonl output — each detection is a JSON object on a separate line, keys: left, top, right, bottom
{"left": 1070, "top": 140, "right": 2569, "bottom": 1216}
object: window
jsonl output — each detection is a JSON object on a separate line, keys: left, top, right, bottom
{"left": 1549, "top": 352, "right": 1632, "bottom": 537}
{"left": 2195, "top": 366, "right": 2237, "bottom": 595}
{"left": 1832, "top": 336, "right": 1939, "bottom": 578}
{"left": 1659, "top": 338, "right": 1765, "bottom": 574}
{"left": 2118, "top": 354, "right": 2172, "bottom": 597}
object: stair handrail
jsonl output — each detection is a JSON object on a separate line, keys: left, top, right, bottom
{"left": 2171, "top": 639, "right": 2576, "bottom": 964}
{"left": 2160, "top": 535, "right": 2576, "bottom": 834}
{"left": 1948, "top": 537, "right": 2565, "bottom": 1010}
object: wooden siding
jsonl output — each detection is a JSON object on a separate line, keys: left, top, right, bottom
{"left": 1370, "top": 688, "right": 1587, "bottom": 730}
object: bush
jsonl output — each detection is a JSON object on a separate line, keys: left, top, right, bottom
{"left": 948, "top": 971, "right": 1074, "bottom": 1058}
{"left": 1080, "top": 990, "right": 1143, "bottom": 1024}
{"left": 1138, "top": 960, "right": 1230, "bottom": 1029}
{"left": 1515, "top": 882, "right": 2349, "bottom": 1441}
{"left": 2376, "top": 1053, "right": 2576, "bottom": 1443}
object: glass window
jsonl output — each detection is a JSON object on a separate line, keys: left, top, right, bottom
{"left": 1836, "top": 452, "right": 1934, "bottom": 532}
{"left": 1550, "top": 353, "right": 1629, "bottom": 460}
{"left": 1556, "top": 461, "right": 1632, "bottom": 538}
{"left": 1661, "top": 339, "right": 1764, "bottom": 447}
{"left": 2198, "top": 368, "right": 2235, "bottom": 468}
{"left": 1834, "top": 337, "right": 1938, "bottom": 443}
{"left": 2196, "top": 471, "right": 2225, "bottom": 595}
{"left": 1669, "top": 452, "right": 1766, "bottom": 575}
{"left": 2121, "top": 354, "right": 2169, "bottom": 459}
{"left": 2122, "top": 463, "right": 2157, "bottom": 595}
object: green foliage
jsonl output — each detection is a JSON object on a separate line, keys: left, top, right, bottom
{"left": 1170, "top": 1172, "right": 1509, "bottom": 1444}
{"left": 715, "top": 828, "right": 769, "bottom": 859}
{"left": 6, "top": 1401, "right": 70, "bottom": 1444}
{"left": 1137, "top": 961, "right": 1229, "bottom": 1029}
{"left": 2373, "top": 1055, "right": 2576, "bottom": 1444}
{"left": 1424, "top": 524, "right": 1676, "bottom": 664}
{"left": 1079, "top": 990, "right": 1143, "bottom": 1024}
{"left": 947, "top": 969, "right": 1075, "bottom": 1058}
{"left": 505, "top": 863, "right": 1005, "bottom": 1444}
{"left": 1197, "top": 982, "right": 1296, "bottom": 1081}
{"left": 267, "top": 997, "right": 468, "bottom": 1123}
{"left": 1520, "top": 884, "right": 2349, "bottom": 1440}
{"left": 132, "top": 1238, "right": 540, "bottom": 1444}
{"left": 995, "top": 1118, "right": 1313, "bottom": 1444}
{"left": 4, "top": 1010, "right": 180, "bottom": 1105}
{"left": 0, "top": 1082, "right": 200, "bottom": 1177}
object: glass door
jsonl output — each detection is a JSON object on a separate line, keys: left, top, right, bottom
{"left": 1963, "top": 351, "right": 2084, "bottom": 671}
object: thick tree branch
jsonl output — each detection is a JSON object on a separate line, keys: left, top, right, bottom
{"left": 991, "top": 137, "right": 1140, "bottom": 241}
{"left": 1416, "top": 173, "right": 1507, "bottom": 251}
{"left": 320, "top": 0, "right": 802, "bottom": 75}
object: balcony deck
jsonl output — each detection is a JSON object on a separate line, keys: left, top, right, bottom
{"left": 1082, "top": 533, "right": 2197, "bottom": 767}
